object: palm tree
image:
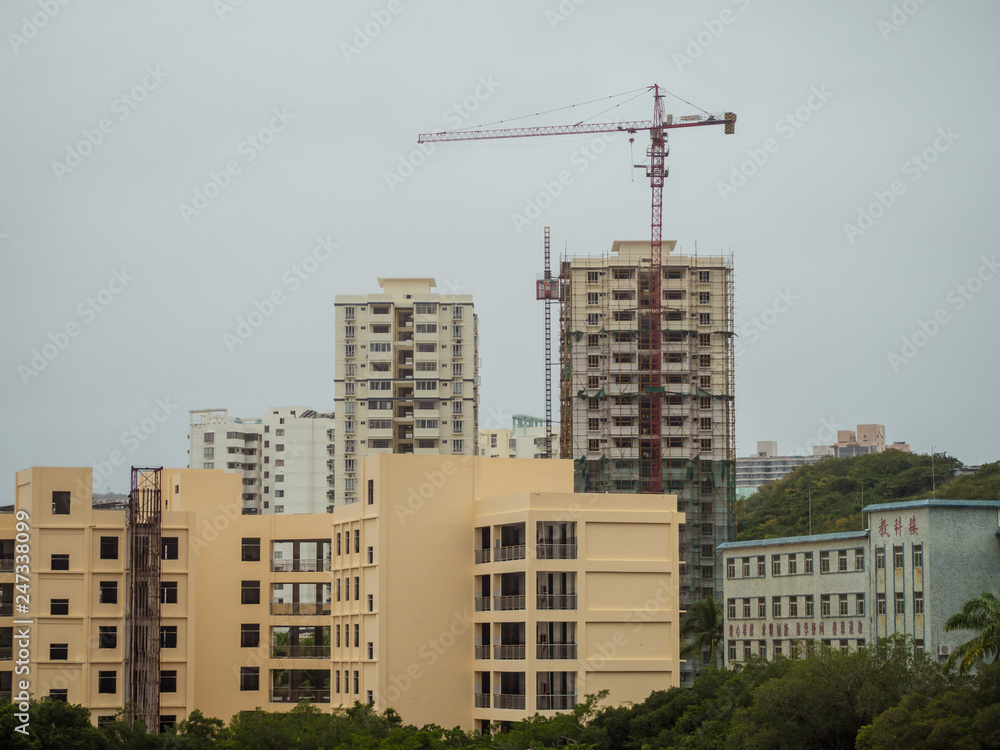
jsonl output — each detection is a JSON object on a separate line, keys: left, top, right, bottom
{"left": 680, "top": 595, "right": 724, "bottom": 668}
{"left": 944, "top": 591, "right": 1000, "bottom": 674}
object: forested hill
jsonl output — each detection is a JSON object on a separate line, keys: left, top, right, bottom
{"left": 736, "top": 451, "right": 1000, "bottom": 541}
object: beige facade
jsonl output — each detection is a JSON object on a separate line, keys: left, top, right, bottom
{"left": 2, "top": 457, "right": 681, "bottom": 731}
{"left": 478, "top": 415, "right": 560, "bottom": 459}
{"left": 333, "top": 278, "right": 479, "bottom": 506}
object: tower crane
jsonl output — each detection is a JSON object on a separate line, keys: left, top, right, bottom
{"left": 419, "top": 85, "right": 735, "bottom": 493}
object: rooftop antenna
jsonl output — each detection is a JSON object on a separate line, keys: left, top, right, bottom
{"left": 931, "top": 444, "right": 936, "bottom": 498}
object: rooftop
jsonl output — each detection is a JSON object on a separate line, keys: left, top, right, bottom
{"left": 718, "top": 530, "right": 869, "bottom": 550}
{"left": 863, "top": 498, "right": 1000, "bottom": 512}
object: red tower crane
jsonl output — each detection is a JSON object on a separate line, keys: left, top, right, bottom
{"left": 419, "top": 86, "right": 735, "bottom": 493}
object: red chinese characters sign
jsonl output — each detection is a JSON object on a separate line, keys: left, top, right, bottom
{"left": 878, "top": 514, "right": 918, "bottom": 537}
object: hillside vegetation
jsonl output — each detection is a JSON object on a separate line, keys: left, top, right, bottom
{"left": 737, "top": 452, "right": 1000, "bottom": 541}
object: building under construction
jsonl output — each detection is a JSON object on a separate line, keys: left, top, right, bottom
{"left": 558, "top": 239, "right": 735, "bottom": 680}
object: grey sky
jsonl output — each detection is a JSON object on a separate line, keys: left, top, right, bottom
{"left": 3, "top": 1, "right": 998, "bottom": 494}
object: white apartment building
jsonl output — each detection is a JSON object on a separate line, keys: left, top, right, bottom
{"left": 736, "top": 441, "right": 826, "bottom": 498}
{"left": 188, "top": 407, "right": 335, "bottom": 515}
{"left": 333, "top": 278, "right": 479, "bottom": 505}
{"left": 479, "top": 415, "right": 560, "bottom": 459}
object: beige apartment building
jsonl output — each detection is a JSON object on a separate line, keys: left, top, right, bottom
{"left": 188, "top": 407, "right": 335, "bottom": 515}
{"left": 1, "top": 457, "right": 682, "bottom": 732}
{"left": 559, "top": 240, "right": 735, "bottom": 682}
{"left": 478, "top": 415, "right": 560, "bottom": 459}
{"left": 332, "top": 278, "right": 479, "bottom": 505}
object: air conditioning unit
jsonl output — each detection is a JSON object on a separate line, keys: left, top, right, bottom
{"left": 937, "top": 644, "right": 951, "bottom": 657}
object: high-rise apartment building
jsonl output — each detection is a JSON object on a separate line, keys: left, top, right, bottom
{"left": 3, "top": 459, "right": 682, "bottom": 731}
{"left": 478, "top": 415, "right": 560, "bottom": 459}
{"left": 188, "top": 407, "right": 335, "bottom": 515}
{"left": 559, "top": 240, "right": 735, "bottom": 681}
{"left": 333, "top": 278, "right": 479, "bottom": 505}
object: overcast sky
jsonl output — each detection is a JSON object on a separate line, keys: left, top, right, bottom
{"left": 3, "top": 1, "right": 998, "bottom": 495}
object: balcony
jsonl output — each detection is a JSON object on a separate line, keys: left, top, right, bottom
{"left": 474, "top": 597, "right": 491, "bottom": 612}
{"left": 269, "top": 602, "right": 331, "bottom": 616}
{"left": 474, "top": 645, "right": 490, "bottom": 660}
{"left": 537, "top": 594, "right": 577, "bottom": 610}
{"left": 495, "top": 595, "right": 525, "bottom": 611}
{"left": 537, "top": 643, "right": 577, "bottom": 660}
{"left": 475, "top": 693, "right": 490, "bottom": 709}
{"left": 537, "top": 694, "right": 577, "bottom": 711}
{"left": 0, "top": 560, "right": 14, "bottom": 573}
{"left": 474, "top": 549, "right": 490, "bottom": 564}
{"left": 271, "top": 687, "right": 330, "bottom": 703}
{"left": 536, "top": 542, "right": 577, "bottom": 560}
{"left": 494, "top": 694, "right": 526, "bottom": 710}
{"left": 272, "top": 645, "right": 331, "bottom": 659}
{"left": 271, "top": 558, "right": 331, "bottom": 573}
{"left": 0, "top": 605, "right": 11, "bottom": 617}
{"left": 496, "top": 545, "right": 526, "bottom": 562}
{"left": 495, "top": 644, "right": 525, "bottom": 660}
{"left": 0, "top": 647, "right": 11, "bottom": 660}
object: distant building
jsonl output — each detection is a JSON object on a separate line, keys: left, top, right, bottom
{"left": 736, "top": 441, "right": 825, "bottom": 497}
{"left": 719, "top": 499, "right": 1000, "bottom": 667}
{"left": 188, "top": 407, "right": 335, "bottom": 515}
{"left": 478, "top": 415, "right": 560, "bottom": 459}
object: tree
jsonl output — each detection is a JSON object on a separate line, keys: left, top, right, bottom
{"left": 945, "top": 591, "right": 1000, "bottom": 674}
{"left": 679, "top": 596, "right": 724, "bottom": 668}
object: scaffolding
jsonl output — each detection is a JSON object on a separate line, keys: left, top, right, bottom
{"left": 125, "top": 467, "right": 162, "bottom": 732}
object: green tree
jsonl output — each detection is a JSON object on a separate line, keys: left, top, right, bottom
{"left": 679, "top": 596, "right": 723, "bottom": 667}
{"left": 945, "top": 591, "right": 1000, "bottom": 674}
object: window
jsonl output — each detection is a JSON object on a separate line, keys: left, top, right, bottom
{"left": 354, "top": 530, "right": 360, "bottom": 554}
{"left": 839, "top": 595, "right": 849, "bottom": 616}
{"left": 52, "top": 490, "right": 71, "bottom": 515}
{"left": 354, "top": 577, "right": 360, "bottom": 601}
{"left": 587, "top": 270, "right": 599, "bottom": 283}
{"left": 698, "top": 270, "right": 711, "bottom": 283}
{"left": 161, "top": 626, "right": 177, "bottom": 649}
{"left": 788, "top": 554, "right": 797, "bottom": 575}
{"left": 727, "top": 599, "right": 736, "bottom": 618}
{"left": 160, "top": 671, "right": 177, "bottom": 693}
{"left": 367, "top": 594, "right": 374, "bottom": 612}
{"left": 728, "top": 641, "right": 736, "bottom": 661}
{"left": 855, "top": 548, "right": 865, "bottom": 571}
{"left": 452, "top": 306, "right": 463, "bottom": 320}
{"left": 772, "top": 597, "right": 782, "bottom": 618}
{"left": 161, "top": 582, "right": 178, "bottom": 604}
{"left": 914, "top": 591, "right": 924, "bottom": 615}
{"left": 913, "top": 544, "right": 923, "bottom": 568}
{"left": 838, "top": 550, "right": 848, "bottom": 572}
{"left": 758, "top": 556, "right": 766, "bottom": 576}
{"left": 162, "top": 537, "right": 179, "bottom": 560}
{"left": 452, "top": 440, "right": 464, "bottom": 453}
{"left": 98, "top": 671, "right": 117, "bottom": 694}
{"left": 805, "top": 595, "right": 814, "bottom": 617}
{"left": 160, "top": 717, "right": 176, "bottom": 733}
{"left": 819, "top": 551, "right": 830, "bottom": 573}
{"left": 856, "top": 594, "right": 865, "bottom": 616}
{"left": 758, "top": 598, "right": 766, "bottom": 618}
{"left": 452, "top": 363, "right": 463, "bottom": 378}
{"left": 276, "top": 444, "right": 285, "bottom": 452}
{"left": 876, "top": 593, "right": 886, "bottom": 615}
{"left": 51, "top": 599, "right": 68, "bottom": 615}
{"left": 241, "top": 624, "right": 259, "bottom": 648}
{"left": 699, "top": 291, "right": 711, "bottom": 304}
{"left": 895, "top": 592, "right": 905, "bottom": 615}
{"left": 240, "top": 667, "right": 259, "bottom": 691}
{"left": 772, "top": 555, "right": 781, "bottom": 576}
{"left": 367, "top": 480, "right": 374, "bottom": 505}
{"left": 354, "top": 670, "right": 360, "bottom": 694}
{"left": 452, "top": 381, "right": 463, "bottom": 396}
{"left": 51, "top": 553, "right": 69, "bottom": 571}
{"left": 726, "top": 558, "right": 735, "bottom": 578}
{"left": 99, "top": 581, "right": 118, "bottom": 604}
{"left": 370, "top": 343, "right": 391, "bottom": 353}
{"left": 354, "top": 623, "right": 360, "bottom": 647}
{"left": 367, "top": 642, "right": 374, "bottom": 660}
{"left": 344, "top": 306, "right": 355, "bottom": 319}
{"left": 415, "top": 323, "right": 437, "bottom": 334}
{"left": 698, "top": 312, "right": 711, "bottom": 326}
{"left": 414, "top": 303, "right": 436, "bottom": 315}
{"left": 821, "top": 594, "right": 831, "bottom": 617}
{"left": 741, "top": 558, "right": 751, "bottom": 577}
{"left": 203, "top": 447, "right": 214, "bottom": 459}
{"left": 788, "top": 597, "right": 798, "bottom": 617}
{"left": 242, "top": 538, "right": 261, "bottom": 562}
{"left": 876, "top": 548, "right": 885, "bottom": 570}
{"left": 241, "top": 581, "right": 260, "bottom": 605}
{"left": 345, "top": 344, "right": 355, "bottom": 358}
{"left": 367, "top": 546, "right": 374, "bottom": 564}
{"left": 452, "top": 420, "right": 464, "bottom": 433}
{"left": 49, "top": 689, "right": 68, "bottom": 701}
{"left": 99, "top": 626, "right": 117, "bottom": 649}
{"left": 50, "top": 643, "right": 68, "bottom": 660}
{"left": 344, "top": 577, "right": 350, "bottom": 601}
{"left": 586, "top": 313, "right": 599, "bottom": 326}
{"left": 587, "top": 292, "right": 599, "bottom": 305}
{"left": 893, "top": 545, "right": 904, "bottom": 569}
{"left": 100, "top": 536, "right": 119, "bottom": 560}
{"left": 336, "top": 579, "right": 341, "bottom": 601}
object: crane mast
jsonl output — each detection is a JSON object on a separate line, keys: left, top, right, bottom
{"left": 419, "top": 87, "right": 735, "bottom": 493}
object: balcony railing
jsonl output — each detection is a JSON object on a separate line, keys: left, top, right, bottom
{"left": 0, "top": 560, "right": 13, "bottom": 573}
{"left": 474, "top": 596, "right": 491, "bottom": 612}
{"left": 495, "top": 545, "right": 526, "bottom": 562}
{"left": 475, "top": 692, "right": 490, "bottom": 708}
{"left": 537, "top": 694, "right": 577, "bottom": 711}
{"left": 536, "top": 542, "right": 578, "bottom": 560}
{"left": 495, "top": 595, "right": 525, "bottom": 611}
{"left": 271, "top": 687, "right": 330, "bottom": 703}
{"left": 474, "top": 644, "right": 490, "bottom": 659}
{"left": 271, "top": 645, "right": 331, "bottom": 659}
{"left": 537, "top": 594, "right": 578, "bottom": 610}
{"left": 494, "top": 694, "right": 526, "bottom": 710}
{"left": 495, "top": 644, "right": 525, "bottom": 660}
{"left": 271, "top": 558, "right": 331, "bottom": 573}
{"left": 537, "top": 643, "right": 577, "bottom": 660}
{"left": 474, "top": 549, "right": 490, "bottom": 564}
{"left": 269, "top": 602, "right": 331, "bottom": 616}
{"left": 0, "top": 647, "right": 11, "bottom": 660}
